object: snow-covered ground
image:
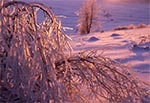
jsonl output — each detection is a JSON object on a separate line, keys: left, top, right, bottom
{"left": 70, "top": 27, "right": 150, "bottom": 82}
{"left": 22, "top": 0, "right": 150, "bottom": 82}
{"left": 22, "top": 0, "right": 150, "bottom": 34}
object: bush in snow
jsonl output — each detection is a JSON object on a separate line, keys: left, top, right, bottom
{"left": 77, "top": 0, "right": 101, "bottom": 34}
{"left": 0, "top": 1, "right": 150, "bottom": 103}
{"left": 113, "top": 24, "right": 148, "bottom": 31}
{"left": 131, "top": 35, "right": 150, "bottom": 50}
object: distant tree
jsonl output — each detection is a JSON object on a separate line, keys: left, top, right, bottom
{"left": 77, "top": 0, "right": 101, "bottom": 34}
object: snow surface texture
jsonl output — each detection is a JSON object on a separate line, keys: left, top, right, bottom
{"left": 71, "top": 27, "right": 150, "bottom": 82}
{"left": 22, "top": 0, "right": 150, "bottom": 34}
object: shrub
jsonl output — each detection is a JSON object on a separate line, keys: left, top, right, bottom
{"left": 113, "top": 24, "right": 148, "bottom": 31}
{"left": 0, "top": 1, "right": 150, "bottom": 103}
{"left": 137, "top": 23, "right": 148, "bottom": 29}
{"left": 77, "top": 0, "right": 101, "bottom": 34}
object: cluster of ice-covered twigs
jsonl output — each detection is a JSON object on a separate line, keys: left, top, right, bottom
{"left": 131, "top": 35, "right": 150, "bottom": 50}
{"left": 0, "top": 1, "right": 150, "bottom": 103}
{"left": 55, "top": 51, "right": 150, "bottom": 103}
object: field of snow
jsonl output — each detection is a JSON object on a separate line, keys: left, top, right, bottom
{"left": 70, "top": 27, "right": 150, "bottom": 82}
{"left": 22, "top": 0, "right": 150, "bottom": 83}
{"left": 22, "top": 0, "right": 150, "bottom": 34}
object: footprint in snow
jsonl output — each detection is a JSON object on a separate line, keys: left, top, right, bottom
{"left": 87, "top": 36, "right": 100, "bottom": 42}
{"left": 111, "top": 33, "right": 122, "bottom": 39}
{"left": 111, "top": 33, "right": 121, "bottom": 37}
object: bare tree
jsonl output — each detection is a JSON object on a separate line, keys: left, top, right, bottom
{"left": 77, "top": 0, "right": 101, "bottom": 34}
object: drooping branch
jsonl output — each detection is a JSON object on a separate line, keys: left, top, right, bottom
{"left": 0, "top": 1, "right": 149, "bottom": 103}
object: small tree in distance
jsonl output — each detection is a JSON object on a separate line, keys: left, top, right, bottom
{"left": 77, "top": 0, "right": 101, "bottom": 34}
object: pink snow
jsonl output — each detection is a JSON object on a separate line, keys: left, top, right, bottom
{"left": 70, "top": 26, "right": 150, "bottom": 82}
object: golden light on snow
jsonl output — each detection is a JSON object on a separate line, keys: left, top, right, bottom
{"left": 107, "top": 0, "right": 120, "bottom": 3}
